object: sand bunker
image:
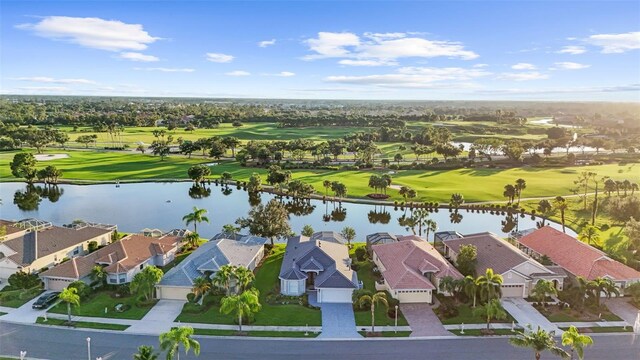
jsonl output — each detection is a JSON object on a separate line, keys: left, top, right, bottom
{"left": 35, "top": 154, "right": 70, "bottom": 161}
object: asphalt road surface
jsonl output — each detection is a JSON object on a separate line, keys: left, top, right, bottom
{"left": 1, "top": 322, "right": 639, "bottom": 360}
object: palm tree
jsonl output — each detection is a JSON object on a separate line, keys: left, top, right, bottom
{"left": 473, "top": 298, "right": 507, "bottom": 331}
{"left": 578, "top": 225, "right": 600, "bottom": 246}
{"left": 341, "top": 226, "right": 356, "bottom": 247}
{"left": 536, "top": 199, "right": 554, "bottom": 227}
{"left": 589, "top": 277, "right": 620, "bottom": 308}
{"left": 449, "top": 193, "right": 464, "bottom": 210}
{"left": 561, "top": 326, "right": 593, "bottom": 360}
{"left": 515, "top": 178, "right": 527, "bottom": 204}
{"left": 219, "top": 289, "right": 261, "bottom": 333}
{"left": 476, "top": 268, "right": 503, "bottom": 302}
{"left": 182, "top": 207, "right": 210, "bottom": 233}
{"left": 356, "top": 291, "right": 388, "bottom": 334}
{"left": 553, "top": 196, "right": 568, "bottom": 233}
{"left": 425, "top": 219, "right": 438, "bottom": 242}
{"left": 233, "top": 266, "right": 255, "bottom": 293}
{"left": 532, "top": 280, "right": 558, "bottom": 306}
{"left": 191, "top": 277, "right": 211, "bottom": 300}
{"left": 510, "top": 326, "right": 570, "bottom": 360}
{"left": 212, "top": 264, "right": 236, "bottom": 295}
{"left": 89, "top": 265, "right": 107, "bottom": 287}
{"left": 183, "top": 232, "right": 200, "bottom": 250}
{"left": 322, "top": 180, "right": 331, "bottom": 197}
{"left": 59, "top": 287, "right": 80, "bottom": 323}
{"left": 462, "top": 275, "right": 479, "bottom": 307}
{"left": 159, "top": 326, "right": 200, "bottom": 360}
{"left": 133, "top": 345, "right": 159, "bottom": 360}
{"left": 503, "top": 184, "right": 517, "bottom": 203}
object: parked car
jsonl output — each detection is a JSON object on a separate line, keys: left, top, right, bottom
{"left": 32, "top": 292, "right": 60, "bottom": 309}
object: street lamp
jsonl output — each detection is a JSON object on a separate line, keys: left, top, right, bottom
{"left": 86, "top": 337, "right": 91, "bottom": 360}
{"left": 394, "top": 305, "right": 398, "bottom": 333}
{"left": 19, "top": 351, "right": 26, "bottom": 360}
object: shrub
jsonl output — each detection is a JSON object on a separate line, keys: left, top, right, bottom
{"left": 352, "top": 288, "right": 373, "bottom": 311}
{"left": 186, "top": 293, "right": 196, "bottom": 303}
{"left": 436, "top": 298, "right": 459, "bottom": 319}
{"left": 387, "top": 296, "right": 400, "bottom": 318}
{"left": 68, "top": 280, "right": 91, "bottom": 299}
{"left": 354, "top": 247, "right": 367, "bottom": 261}
{"left": 8, "top": 271, "right": 42, "bottom": 290}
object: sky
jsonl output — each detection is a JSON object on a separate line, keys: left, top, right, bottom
{"left": 1, "top": 1, "right": 639, "bottom": 101}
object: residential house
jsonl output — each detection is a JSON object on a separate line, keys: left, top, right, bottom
{"left": 443, "top": 232, "right": 566, "bottom": 298}
{"left": 517, "top": 226, "right": 640, "bottom": 294}
{"left": 0, "top": 219, "right": 114, "bottom": 281}
{"left": 366, "top": 233, "right": 428, "bottom": 255}
{"left": 156, "top": 234, "right": 267, "bottom": 300}
{"left": 279, "top": 232, "right": 359, "bottom": 303}
{"left": 40, "top": 234, "right": 180, "bottom": 290}
{"left": 372, "top": 239, "right": 462, "bottom": 303}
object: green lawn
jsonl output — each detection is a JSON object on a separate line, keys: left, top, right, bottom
{"left": 358, "top": 331, "right": 412, "bottom": 337}
{"left": 192, "top": 328, "right": 319, "bottom": 338}
{"left": 437, "top": 303, "right": 515, "bottom": 325}
{"left": 536, "top": 305, "right": 622, "bottom": 322}
{"left": 35, "top": 316, "right": 129, "bottom": 331}
{"left": 48, "top": 290, "right": 156, "bottom": 320}
{"left": 559, "top": 326, "right": 632, "bottom": 333}
{"left": 176, "top": 244, "right": 322, "bottom": 326}
{"left": 0, "top": 287, "right": 44, "bottom": 308}
{"left": 450, "top": 329, "right": 515, "bottom": 336}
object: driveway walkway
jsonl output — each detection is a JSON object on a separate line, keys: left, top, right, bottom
{"left": 607, "top": 298, "right": 639, "bottom": 327}
{"left": 319, "top": 303, "right": 361, "bottom": 338}
{"left": 501, "top": 298, "right": 560, "bottom": 334}
{"left": 125, "top": 300, "right": 185, "bottom": 334}
{"left": 400, "top": 303, "right": 451, "bottom": 337}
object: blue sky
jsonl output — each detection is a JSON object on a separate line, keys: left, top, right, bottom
{"left": 1, "top": 1, "right": 639, "bottom": 101}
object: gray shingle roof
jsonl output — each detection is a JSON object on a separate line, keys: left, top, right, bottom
{"left": 310, "top": 231, "right": 346, "bottom": 244}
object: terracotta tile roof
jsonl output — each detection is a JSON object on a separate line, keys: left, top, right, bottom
{"left": 518, "top": 226, "right": 640, "bottom": 281}
{"left": 444, "top": 232, "right": 531, "bottom": 275}
{"left": 40, "top": 234, "right": 178, "bottom": 280}
{"left": 373, "top": 240, "right": 462, "bottom": 290}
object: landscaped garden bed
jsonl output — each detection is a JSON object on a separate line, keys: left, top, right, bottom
{"left": 436, "top": 301, "right": 514, "bottom": 325}
{"left": 534, "top": 303, "right": 622, "bottom": 322}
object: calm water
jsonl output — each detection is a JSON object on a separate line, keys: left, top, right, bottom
{"left": 0, "top": 182, "right": 572, "bottom": 241}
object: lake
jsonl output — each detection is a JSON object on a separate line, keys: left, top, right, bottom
{"left": 0, "top": 182, "right": 573, "bottom": 241}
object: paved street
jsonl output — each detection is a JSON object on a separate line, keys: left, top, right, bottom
{"left": 318, "top": 303, "right": 361, "bottom": 338}
{"left": 400, "top": 303, "right": 451, "bottom": 337}
{"left": 501, "top": 298, "right": 560, "bottom": 333}
{"left": 1, "top": 322, "right": 639, "bottom": 360}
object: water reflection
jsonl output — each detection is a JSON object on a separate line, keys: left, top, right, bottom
{"left": 13, "top": 184, "right": 64, "bottom": 211}
{"left": 188, "top": 184, "right": 211, "bottom": 199}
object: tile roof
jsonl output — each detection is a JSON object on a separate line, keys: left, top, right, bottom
{"left": 279, "top": 233, "right": 357, "bottom": 289}
{"left": 444, "top": 232, "right": 533, "bottom": 275}
{"left": 518, "top": 226, "right": 640, "bottom": 281}
{"left": 373, "top": 240, "right": 462, "bottom": 290}
{"left": 40, "top": 234, "right": 178, "bottom": 280}
{"left": 159, "top": 234, "right": 267, "bottom": 287}
{"left": 4, "top": 225, "right": 113, "bottom": 266}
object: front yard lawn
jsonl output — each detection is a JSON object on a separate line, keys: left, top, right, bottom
{"left": 451, "top": 329, "right": 515, "bottom": 336}
{"left": 535, "top": 304, "right": 622, "bottom": 322}
{"left": 437, "top": 303, "right": 515, "bottom": 325}
{"left": 48, "top": 289, "right": 156, "bottom": 320}
{"left": 176, "top": 244, "right": 322, "bottom": 326}
{"left": 559, "top": 326, "right": 632, "bottom": 333}
{"left": 192, "top": 328, "right": 319, "bottom": 338}
{"left": 36, "top": 317, "right": 129, "bottom": 331}
{"left": 0, "top": 287, "right": 43, "bottom": 308}
{"left": 358, "top": 331, "right": 412, "bottom": 337}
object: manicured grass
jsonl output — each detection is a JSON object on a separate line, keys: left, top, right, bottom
{"left": 192, "top": 328, "right": 319, "bottom": 338}
{"left": 48, "top": 290, "right": 156, "bottom": 320}
{"left": 450, "top": 328, "right": 515, "bottom": 336}
{"left": 559, "top": 326, "right": 633, "bottom": 333}
{"left": 35, "top": 316, "right": 129, "bottom": 330}
{"left": 358, "top": 331, "right": 412, "bottom": 337}
{"left": 437, "top": 303, "right": 515, "bottom": 325}
{"left": 535, "top": 305, "right": 622, "bottom": 322}
{"left": 176, "top": 245, "right": 322, "bottom": 326}
{"left": 0, "top": 287, "right": 44, "bottom": 308}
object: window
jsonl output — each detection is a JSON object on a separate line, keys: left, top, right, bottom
{"left": 118, "top": 274, "right": 126, "bottom": 283}
{"left": 73, "top": 247, "right": 80, "bottom": 255}
{"left": 140, "top": 263, "right": 144, "bottom": 270}
{"left": 109, "top": 277, "right": 117, "bottom": 284}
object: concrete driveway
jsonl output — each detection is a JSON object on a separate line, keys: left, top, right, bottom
{"left": 501, "top": 298, "right": 560, "bottom": 333}
{"left": 400, "top": 303, "right": 451, "bottom": 337}
{"left": 125, "top": 299, "right": 185, "bottom": 334}
{"left": 319, "top": 303, "right": 360, "bottom": 338}
{"left": 606, "top": 298, "right": 639, "bottom": 326}
{"left": 1, "top": 292, "right": 51, "bottom": 324}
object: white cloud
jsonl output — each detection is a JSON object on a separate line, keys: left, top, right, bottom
{"left": 225, "top": 70, "right": 251, "bottom": 76}
{"left": 552, "top": 62, "right": 590, "bottom": 70}
{"left": 511, "top": 63, "right": 537, "bottom": 70}
{"left": 587, "top": 31, "right": 640, "bottom": 53}
{"left": 304, "top": 31, "right": 478, "bottom": 63}
{"left": 499, "top": 71, "right": 549, "bottom": 81}
{"left": 261, "top": 71, "right": 296, "bottom": 77}
{"left": 206, "top": 53, "right": 234, "bottom": 63}
{"left": 16, "top": 86, "right": 70, "bottom": 92}
{"left": 118, "top": 52, "right": 159, "bottom": 62}
{"left": 16, "top": 16, "right": 159, "bottom": 51}
{"left": 325, "top": 66, "right": 490, "bottom": 88}
{"left": 13, "top": 76, "right": 96, "bottom": 84}
{"left": 258, "top": 39, "right": 276, "bottom": 47}
{"left": 557, "top": 45, "right": 587, "bottom": 55}
{"left": 134, "top": 67, "right": 195, "bottom": 72}
{"left": 338, "top": 59, "right": 398, "bottom": 66}
{"left": 473, "top": 64, "right": 489, "bottom": 68}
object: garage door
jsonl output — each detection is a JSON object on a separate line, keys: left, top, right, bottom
{"left": 156, "top": 286, "right": 191, "bottom": 300}
{"left": 397, "top": 290, "right": 431, "bottom": 303}
{"left": 501, "top": 284, "right": 524, "bottom": 298}
{"left": 46, "top": 278, "right": 74, "bottom": 291}
{"left": 318, "top": 288, "right": 353, "bottom": 303}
